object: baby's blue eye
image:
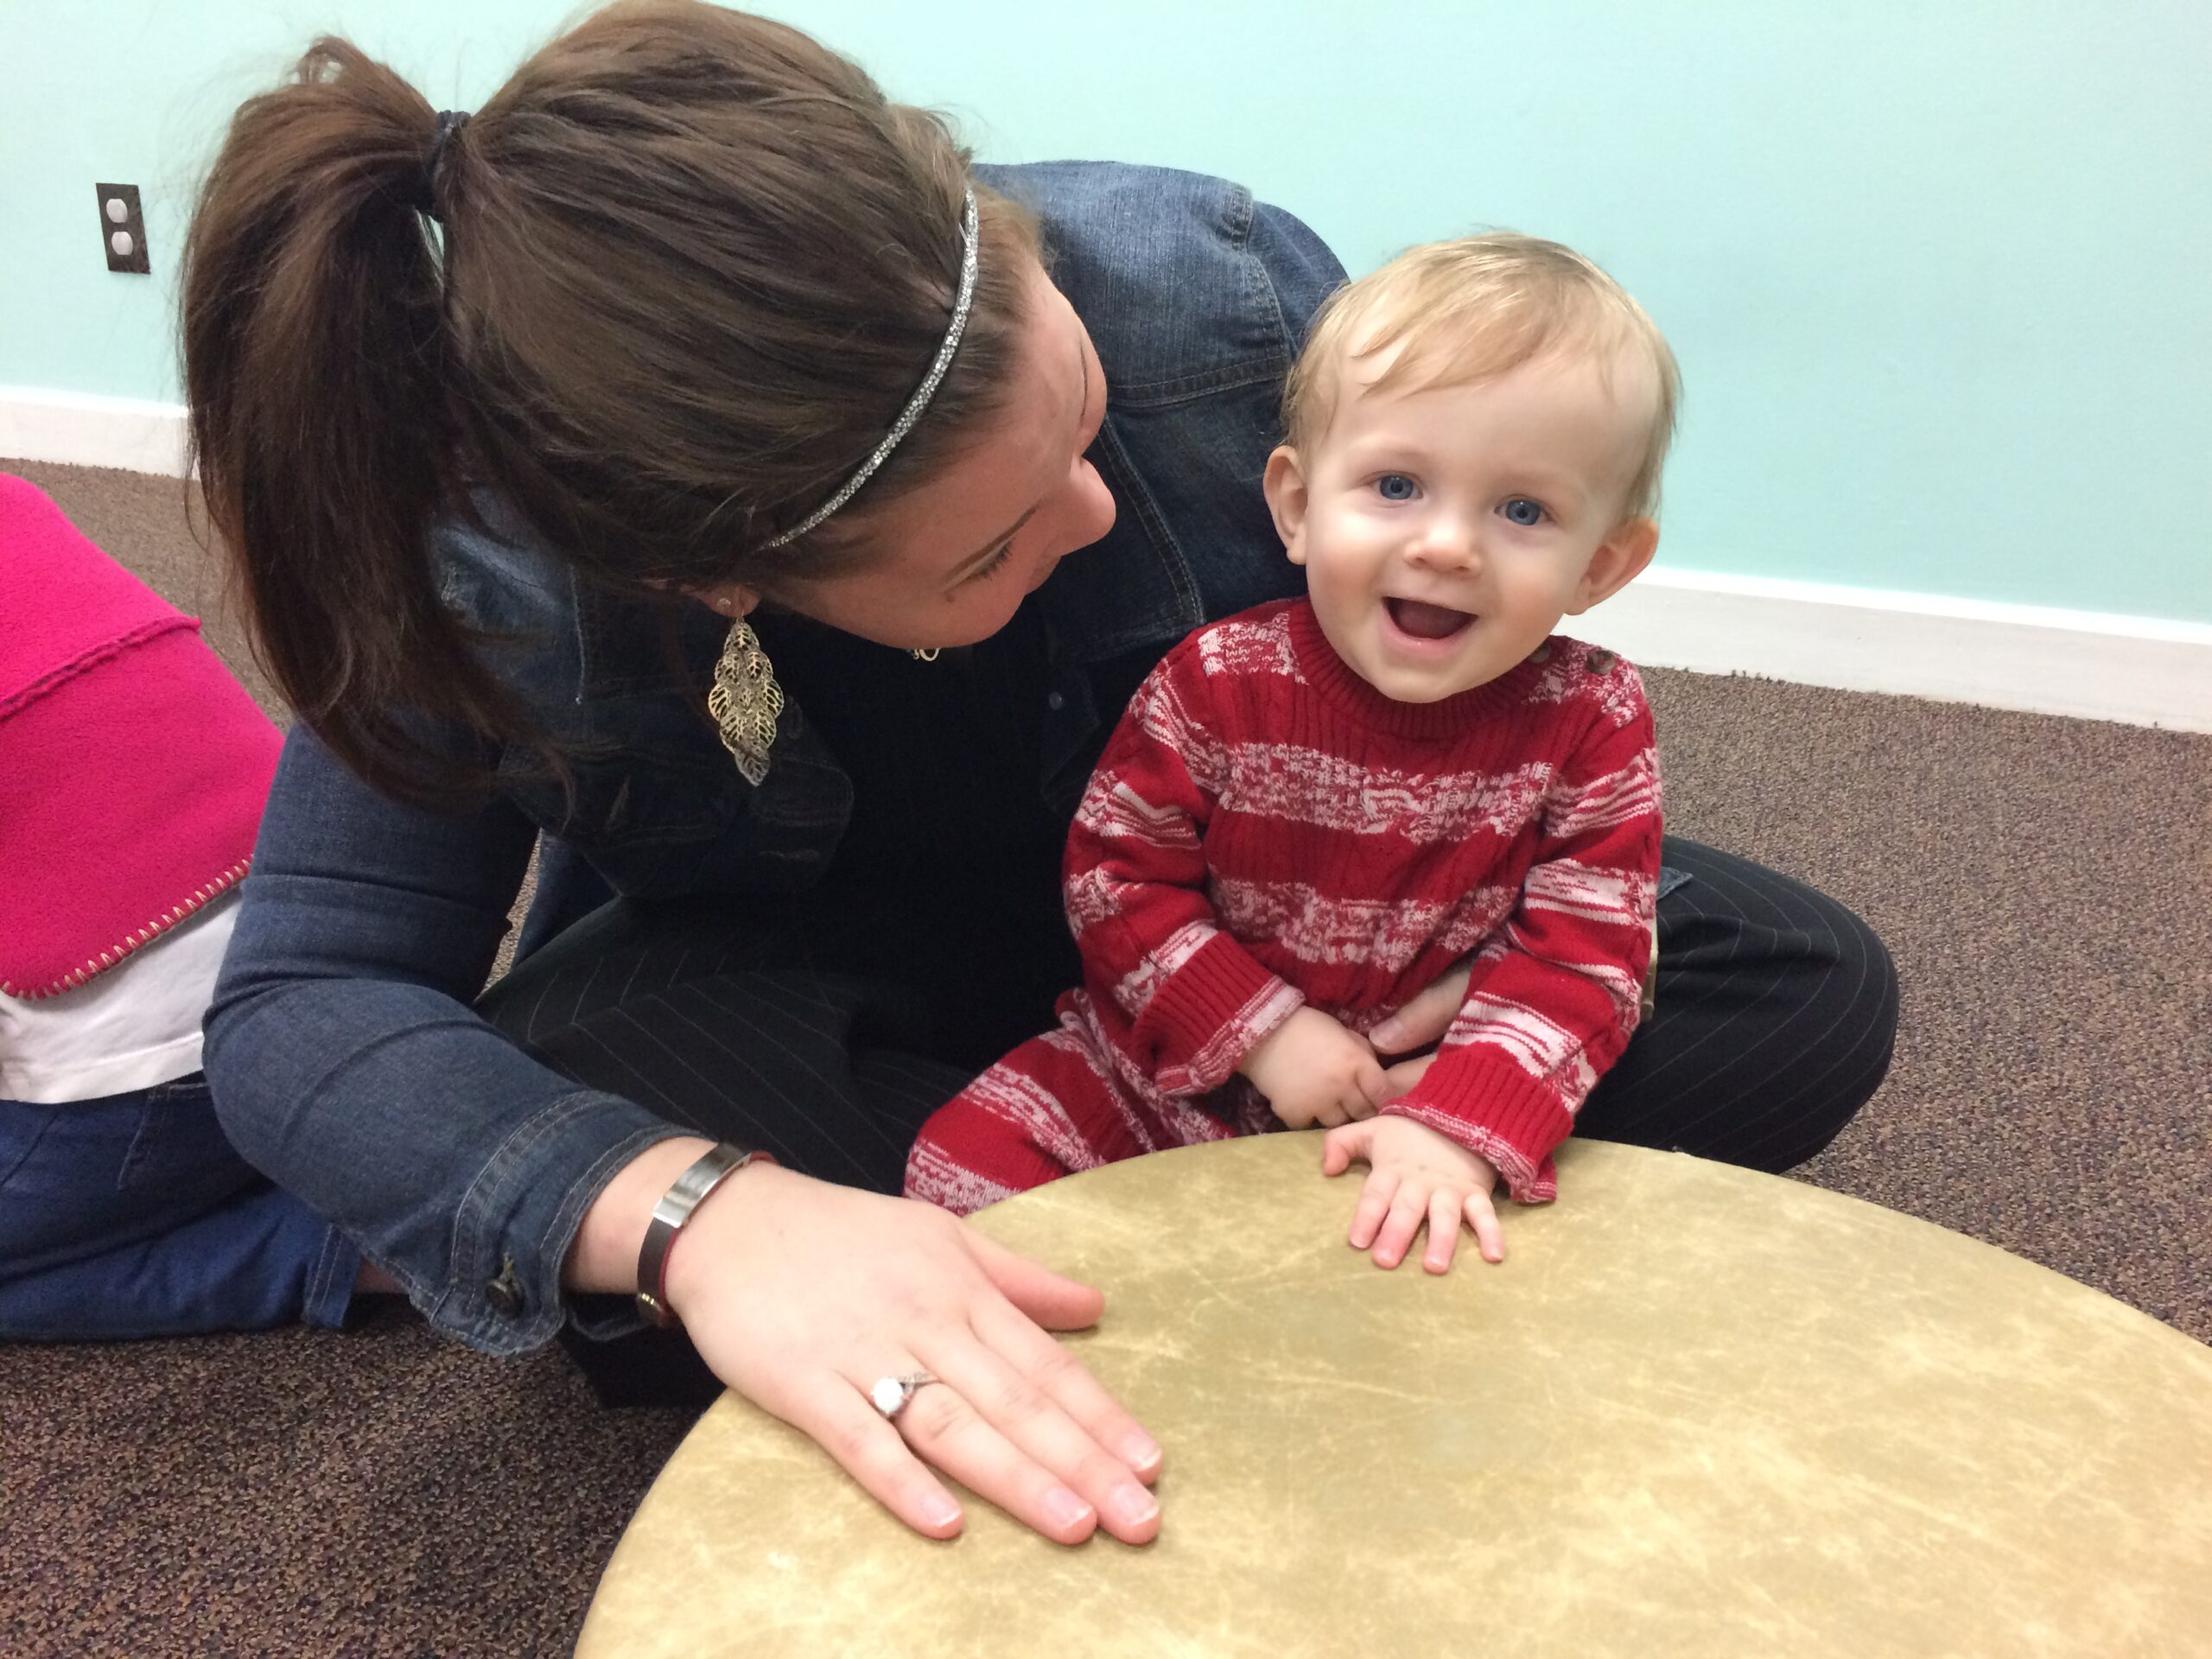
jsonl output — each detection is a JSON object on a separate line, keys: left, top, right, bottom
{"left": 1500, "top": 498, "right": 1545, "bottom": 526}
{"left": 1375, "top": 474, "right": 1418, "bottom": 501}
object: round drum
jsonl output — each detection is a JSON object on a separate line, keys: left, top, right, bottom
{"left": 581, "top": 1135, "right": 2212, "bottom": 1657}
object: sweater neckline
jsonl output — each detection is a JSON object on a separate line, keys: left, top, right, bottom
{"left": 1285, "top": 598, "right": 1540, "bottom": 740}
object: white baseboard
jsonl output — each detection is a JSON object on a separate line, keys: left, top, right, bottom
{"left": 1588, "top": 569, "right": 2212, "bottom": 734}
{"left": 0, "top": 387, "right": 191, "bottom": 476}
{"left": 3, "top": 386, "right": 2207, "bottom": 733}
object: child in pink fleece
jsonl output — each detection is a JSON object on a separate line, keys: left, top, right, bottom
{"left": 0, "top": 474, "right": 362, "bottom": 1338}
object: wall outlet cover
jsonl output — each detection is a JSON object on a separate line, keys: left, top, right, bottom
{"left": 96, "top": 182, "right": 150, "bottom": 275}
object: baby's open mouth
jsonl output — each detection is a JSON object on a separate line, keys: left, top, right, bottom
{"left": 1385, "top": 598, "right": 1474, "bottom": 640}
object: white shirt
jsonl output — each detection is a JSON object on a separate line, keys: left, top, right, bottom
{"left": 0, "top": 892, "right": 239, "bottom": 1104}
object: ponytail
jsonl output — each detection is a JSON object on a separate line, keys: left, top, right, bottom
{"left": 185, "top": 3, "right": 1042, "bottom": 803}
{"left": 184, "top": 40, "right": 526, "bottom": 797}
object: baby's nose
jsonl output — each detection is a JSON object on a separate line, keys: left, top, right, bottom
{"left": 1408, "top": 519, "right": 1482, "bottom": 568}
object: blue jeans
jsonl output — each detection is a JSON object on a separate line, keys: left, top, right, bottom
{"left": 0, "top": 1074, "right": 357, "bottom": 1340}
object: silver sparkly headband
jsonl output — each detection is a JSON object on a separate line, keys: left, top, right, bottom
{"left": 761, "top": 188, "right": 980, "bottom": 549}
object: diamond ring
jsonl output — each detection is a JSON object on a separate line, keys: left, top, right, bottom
{"left": 868, "top": 1372, "right": 941, "bottom": 1422}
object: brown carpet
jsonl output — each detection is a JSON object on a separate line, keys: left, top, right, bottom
{"left": 4, "top": 460, "right": 2207, "bottom": 1656}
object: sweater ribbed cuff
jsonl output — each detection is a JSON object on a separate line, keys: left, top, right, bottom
{"left": 1141, "top": 932, "right": 1304, "bottom": 1095}
{"left": 1383, "top": 1057, "right": 1574, "bottom": 1204}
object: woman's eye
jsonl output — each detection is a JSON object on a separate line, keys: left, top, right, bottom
{"left": 1374, "top": 474, "right": 1418, "bottom": 502}
{"left": 1500, "top": 497, "right": 1546, "bottom": 527}
{"left": 959, "top": 543, "right": 1014, "bottom": 588}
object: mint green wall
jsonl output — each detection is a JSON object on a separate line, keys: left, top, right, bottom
{"left": 3, "top": 2, "right": 2206, "bottom": 622}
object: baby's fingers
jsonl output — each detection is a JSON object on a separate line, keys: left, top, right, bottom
{"left": 1319, "top": 1122, "right": 1373, "bottom": 1178}
{"left": 1351, "top": 1058, "right": 1389, "bottom": 1118}
{"left": 1345, "top": 1168, "right": 1399, "bottom": 1251}
{"left": 1370, "top": 1180, "right": 1431, "bottom": 1269}
{"left": 1310, "top": 1097, "right": 1353, "bottom": 1129}
{"left": 1421, "top": 1188, "right": 1465, "bottom": 1274}
{"left": 1464, "top": 1187, "right": 1506, "bottom": 1264}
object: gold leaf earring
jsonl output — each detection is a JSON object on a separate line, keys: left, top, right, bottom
{"left": 709, "top": 617, "right": 784, "bottom": 785}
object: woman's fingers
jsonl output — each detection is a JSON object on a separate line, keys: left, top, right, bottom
{"left": 774, "top": 1381, "right": 968, "bottom": 1540}
{"left": 1367, "top": 960, "right": 1473, "bottom": 1054}
{"left": 870, "top": 1370, "right": 1112, "bottom": 1546}
{"left": 963, "top": 1229, "right": 1106, "bottom": 1332}
{"left": 672, "top": 1173, "right": 1150, "bottom": 1548}
{"left": 970, "top": 1295, "right": 1164, "bottom": 1481}
{"left": 1465, "top": 1188, "right": 1508, "bottom": 1264}
{"left": 922, "top": 1328, "right": 1162, "bottom": 1542}
{"left": 1378, "top": 1052, "right": 1434, "bottom": 1102}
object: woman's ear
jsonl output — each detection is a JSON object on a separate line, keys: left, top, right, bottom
{"left": 1567, "top": 517, "right": 1659, "bottom": 614}
{"left": 685, "top": 582, "right": 762, "bottom": 618}
{"left": 1263, "top": 445, "right": 1312, "bottom": 565}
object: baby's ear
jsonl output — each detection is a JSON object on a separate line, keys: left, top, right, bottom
{"left": 1263, "top": 446, "right": 1311, "bottom": 565}
{"left": 1567, "top": 516, "right": 1658, "bottom": 614}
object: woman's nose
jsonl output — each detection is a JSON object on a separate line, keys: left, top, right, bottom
{"left": 1069, "top": 460, "right": 1116, "bottom": 550}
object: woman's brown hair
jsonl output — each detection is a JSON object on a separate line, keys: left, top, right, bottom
{"left": 183, "top": 0, "right": 1038, "bottom": 798}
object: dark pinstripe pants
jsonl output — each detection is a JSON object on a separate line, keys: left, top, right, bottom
{"left": 479, "top": 836, "right": 1897, "bottom": 1198}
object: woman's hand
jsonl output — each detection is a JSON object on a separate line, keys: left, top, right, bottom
{"left": 1366, "top": 958, "right": 1472, "bottom": 1058}
{"left": 1364, "top": 957, "right": 1473, "bottom": 1101}
{"left": 658, "top": 1161, "right": 1165, "bottom": 1547}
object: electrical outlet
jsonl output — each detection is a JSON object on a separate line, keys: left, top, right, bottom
{"left": 96, "top": 183, "right": 150, "bottom": 275}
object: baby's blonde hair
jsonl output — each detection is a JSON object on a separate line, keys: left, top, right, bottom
{"left": 1284, "top": 232, "right": 1681, "bottom": 518}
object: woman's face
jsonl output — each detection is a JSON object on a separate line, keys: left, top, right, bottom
{"left": 736, "top": 259, "right": 1115, "bottom": 651}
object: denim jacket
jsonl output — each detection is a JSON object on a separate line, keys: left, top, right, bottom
{"left": 206, "top": 162, "right": 1347, "bottom": 1355}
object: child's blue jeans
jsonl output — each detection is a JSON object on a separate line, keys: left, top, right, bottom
{"left": 0, "top": 1074, "right": 358, "bottom": 1339}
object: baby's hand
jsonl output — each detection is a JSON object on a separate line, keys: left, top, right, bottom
{"left": 1320, "top": 1117, "right": 1505, "bottom": 1273}
{"left": 1238, "top": 1007, "right": 1387, "bottom": 1130}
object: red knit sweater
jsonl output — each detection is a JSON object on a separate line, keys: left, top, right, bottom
{"left": 1062, "top": 597, "right": 1662, "bottom": 1202}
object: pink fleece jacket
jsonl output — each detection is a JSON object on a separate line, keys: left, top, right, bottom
{"left": 0, "top": 474, "right": 281, "bottom": 1000}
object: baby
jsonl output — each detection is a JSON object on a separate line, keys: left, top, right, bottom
{"left": 906, "top": 232, "right": 1677, "bottom": 1271}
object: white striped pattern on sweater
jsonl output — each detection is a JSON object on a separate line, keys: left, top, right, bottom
{"left": 1196, "top": 616, "right": 1300, "bottom": 681}
{"left": 1080, "top": 779, "right": 1204, "bottom": 851}
{"left": 1129, "top": 673, "right": 1230, "bottom": 798}
{"left": 1217, "top": 750, "right": 1554, "bottom": 842}
{"left": 1543, "top": 748, "right": 1662, "bottom": 842}
{"left": 1109, "top": 918, "right": 1218, "bottom": 1018}
{"left": 1442, "top": 991, "right": 1602, "bottom": 1102}
{"left": 1209, "top": 875, "right": 1519, "bottom": 973}
{"left": 1522, "top": 861, "right": 1657, "bottom": 928}
{"left": 1077, "top": 738, "right": 1558, "bottom": 849}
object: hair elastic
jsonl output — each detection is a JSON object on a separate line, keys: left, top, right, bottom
{"left": 421, "top": 110, "right": 470, "bottom": 222}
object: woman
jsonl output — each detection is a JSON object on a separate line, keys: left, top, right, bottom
{"left": 188, "top": 0, "right": 1896, "bottom": 1548}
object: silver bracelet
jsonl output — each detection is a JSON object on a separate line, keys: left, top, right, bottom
{"left": 635, "top": 1142, "right": 772, "bottom": 1327}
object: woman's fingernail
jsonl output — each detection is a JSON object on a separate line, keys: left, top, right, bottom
{"left": 1123, "top": 1432, "right": 1163, "bottom": 1471}
{"left": 1109, "top": 1484, "right": 1160, "bottom": 1529}
{"left": 920, "top": 1491, "right": 963, "bottom": 1530}
{"left": 1044, "top": 1486, "right": 1095, "bottom": 1531}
